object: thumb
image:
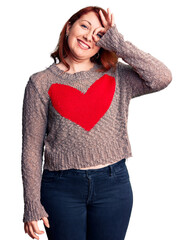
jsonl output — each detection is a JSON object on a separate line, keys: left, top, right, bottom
{"left": 41, "top": 217, "right": 50, "bottom": 228}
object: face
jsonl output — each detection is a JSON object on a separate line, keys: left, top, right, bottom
{"left": 66, "top": 11, "right": 104, "bottom": 62}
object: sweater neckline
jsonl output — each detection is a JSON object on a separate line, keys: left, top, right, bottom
{"left": 47, "top": 62, "right": 101, "bottom": 80}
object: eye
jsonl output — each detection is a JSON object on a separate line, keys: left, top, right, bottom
{"left": 81, "top": 24, "right": 88, "bottom": 29}
{"left": 97, "top": 33, "right": 103, "bottom": 39}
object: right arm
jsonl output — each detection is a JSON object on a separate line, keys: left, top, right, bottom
{"left": 21, "top": 77, "right": 50, "bottom": 238}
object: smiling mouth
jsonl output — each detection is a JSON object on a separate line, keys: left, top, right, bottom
{"left": 77, "top": 39, "right": 90, "bottom": 49}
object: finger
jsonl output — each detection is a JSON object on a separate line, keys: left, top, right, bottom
{"left": 107, "top": 8, "right": 112, "bottom": 23}
{"left": 25, "top": 223, "right": 29, "bottom": 234}
{"left": 107, "top": 8, "right": 114, "bottom": 27}
{"left": 94, "top": 26, "right": 106, "bottom": 34}
{"left": 25, "top": 223, "right": 33, "bottom": 238}
{"left": 93, "top": 34, "right": 101, "bottom": 43}
{"left": 111, "top": 13, "right": 115, "bottom": 26}
{"left": 93, "top": 27, "right": 105, "bottom": 42}
{"left": 107, "top": 8, "right": 111, "bottom": 18}
{"left": 24, "top": 223, "right": 27, "bottom": 233}
{"left": 28, "top": 224, "right": 39, "bottom": 240}
{"left": 99, "top": 10, "right": 108, "bottom": 27}
{"left": 42, "top": 217, "right": 50, "bottom": 228}
{"left": 27, "top": 225, "right": 36, "bottom": 239}
{"left": 26, "top": 229, "right": 34, "bottom": 239}
{"left": 32, "top": 222, "right": 44, "bottom": 235}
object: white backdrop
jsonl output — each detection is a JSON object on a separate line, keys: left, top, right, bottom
{"left": 1, "top": 0, "right": 192, "bottom": 239}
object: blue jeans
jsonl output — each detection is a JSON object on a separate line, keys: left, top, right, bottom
{"left": 40, "top": 158, "right": 133, "bottom": 240}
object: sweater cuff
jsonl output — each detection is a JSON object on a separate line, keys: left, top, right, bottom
{"left": 96, "top": 24, "right": 125, "bottom": 56}
{"left": 23, "top": 200, "right": 49, "bottom": 222}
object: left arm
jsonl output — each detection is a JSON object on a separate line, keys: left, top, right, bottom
{"left": 95, "top": 9, "right": 172, "bottom": 98}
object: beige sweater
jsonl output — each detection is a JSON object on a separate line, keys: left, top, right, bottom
{"left": 21, "top": 24, "right": 172, "bottom": 222}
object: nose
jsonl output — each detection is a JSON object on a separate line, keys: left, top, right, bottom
{"left": 83, "top": 30, "right": 93, "bottom": 42}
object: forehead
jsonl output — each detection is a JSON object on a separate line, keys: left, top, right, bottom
{"left": 78, "top": 11, "right": 102, "bottom": 27}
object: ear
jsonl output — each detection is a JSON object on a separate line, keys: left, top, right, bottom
{"left": 66, "top": 22, "right": 72, "bottom": 35}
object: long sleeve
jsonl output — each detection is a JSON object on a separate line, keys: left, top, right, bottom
{"left": 21, "top": 77, "right": 49, "bottom": 222}
{"left": 96, "top": 25, "right": 172, "bottom": 98}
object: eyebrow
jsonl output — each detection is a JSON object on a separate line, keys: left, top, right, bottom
{"left": 80, "top": 20, "right": 104, "bottom": 34}
{"left": 81, "top": 20, "right": 92, "bottom": 25}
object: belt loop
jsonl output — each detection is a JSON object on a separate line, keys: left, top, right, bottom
{"left": 109, "top": 165, "right": 112, "bottom": 176}
{"left": 58, "top": 170, "right": 63, "bottom": 178}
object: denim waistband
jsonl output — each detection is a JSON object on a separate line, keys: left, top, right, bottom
{"left": 43, "top": 158, "right": 126, "bottom": 177}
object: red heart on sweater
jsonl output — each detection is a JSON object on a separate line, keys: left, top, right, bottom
{"left": 48, "top": 74, "right": 116, "bottom": 131}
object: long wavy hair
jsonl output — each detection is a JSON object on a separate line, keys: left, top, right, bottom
{"left": 50, "top": 6, "right": 118, "bottom": 72}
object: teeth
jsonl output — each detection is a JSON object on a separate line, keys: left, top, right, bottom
{"left": 78, "top": 40, "right": 89, "bottom": 49}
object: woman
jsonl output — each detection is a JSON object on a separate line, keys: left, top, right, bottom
{"left": 21, "top": 6, "right": 172, "bottom": 240}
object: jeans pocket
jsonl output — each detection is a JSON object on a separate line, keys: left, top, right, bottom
{"left": 41, "top": 169, "right": 60, "bottom": 184}
{"left": 114, "top": 165, "right": 130, "bottom": 184}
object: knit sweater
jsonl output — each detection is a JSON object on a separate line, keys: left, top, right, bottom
{"left": 21, "top": 24, "right": 172, "bottom": 222}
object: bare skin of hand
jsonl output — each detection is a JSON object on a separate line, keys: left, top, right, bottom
{"left": 93, "top": 8, "right": 115, "bottom": 43}
{"left": 24, "top": 217, "right": 50, "bottom": 239}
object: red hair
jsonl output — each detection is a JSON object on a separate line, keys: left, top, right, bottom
{"left": 50, "top": 6, "right": 118, "bottom": 72}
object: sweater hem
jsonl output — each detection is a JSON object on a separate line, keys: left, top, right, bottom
{"left": 43, "top": 141, "right": 132, "bottom": 171}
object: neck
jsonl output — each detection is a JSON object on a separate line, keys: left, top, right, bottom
{"left": 64, "top": 56, "right": 94, "bottom": 73}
